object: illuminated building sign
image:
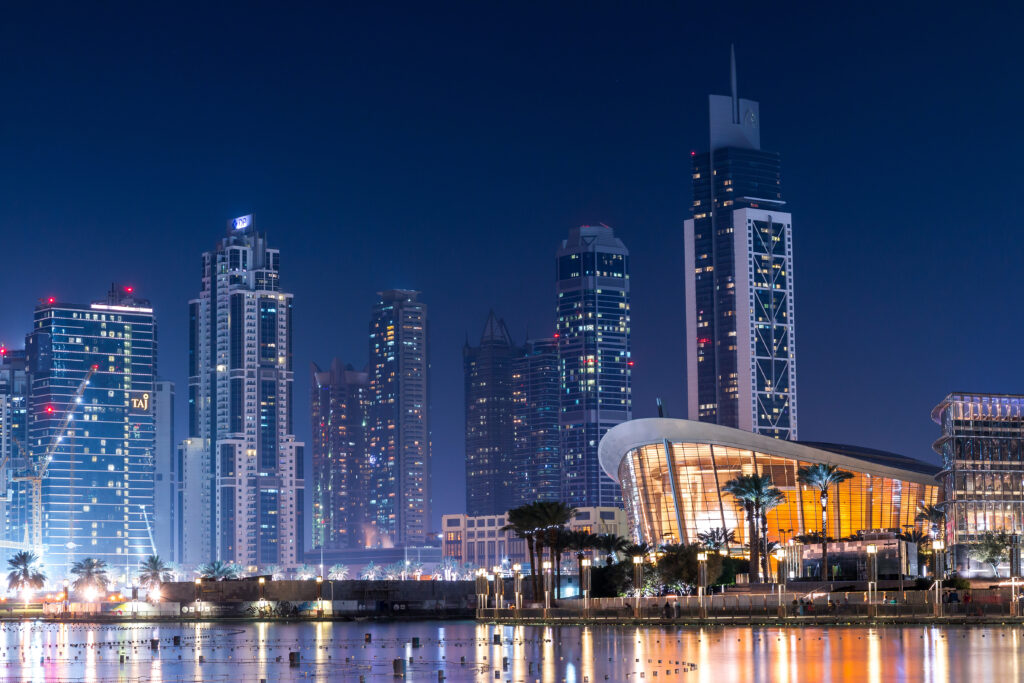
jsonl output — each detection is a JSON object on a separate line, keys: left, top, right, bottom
{"left": 130, "top": 391, "right": 151, "bottom": 413}
{"left": 231, "top": 214, "right": 253, "bottom": 230}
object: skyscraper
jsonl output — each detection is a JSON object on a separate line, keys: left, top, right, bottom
{"left": 684, "top": 48, "right": 798, "bottom": 439}
{"left": 510, "top": 337, "right": 561, "bottom": 507}
{"left": 186, "top": 215, "right": 304, "bottom": 569}
{"left": 463, "top": 311, "right": 517, "bottom": 516}
{"left": 153, "top": 379, "right": 176, "bottom": 563}
{"left": 311, "top": 359, "right": 369, "bottom": 550}
{"left": 0, "top": 348, "right": 30, "bottom": 551}
{"left": 557, "top": 225, "right": 631, "bottom": 508}
{"left": 26, "top": 285, "right": 156, "bottom": 575}
{"left": 367, "top": 290, "right": 430, "bottom": 546}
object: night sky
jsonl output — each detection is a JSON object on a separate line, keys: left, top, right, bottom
{"left": 1, "top": 4, "right": 1020, "bottom": 540}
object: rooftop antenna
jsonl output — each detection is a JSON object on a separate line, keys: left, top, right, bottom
{"left": 657, "top": 398, "right": 667, "bottom": 418}
{"left": 730, "top": 43, "right": 739, "bottom": 124}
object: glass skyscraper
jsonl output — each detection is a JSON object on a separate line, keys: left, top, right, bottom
{"left": 367, "top": 290, "right": 430, "bottom": 547}
{"left": 186, "top": 215, "right": 304, "bottom": 569}
{"left": 26, "top": 285, "right": 156, "bottom": 578}
{"left": 557, "top": 225, "right": 631, "bottom": 508}
{"left": 510, "top": 337, "right": 561, "bottom": 507}
{"left": 0, "top": 348, "right": 30, "bottom": 554}
{"left": 463, "top": 311, "right": 517, "bottom": 516}
{"left": 311, "top": 359, "right": 369, "bottom": 550}
{"left": 684, "top": 48, "right": 798, "bottom": 439}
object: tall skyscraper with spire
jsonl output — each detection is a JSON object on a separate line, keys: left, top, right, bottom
{"left": 463, "top": 311, "right": 517, "bottom": 516}
{"left": 557, "top": 225, "right": 631, "bottom": 508}
{"left": 684, "top": 47, "right": 798, "bottom": 439}
{"left": 186, "top": 215, "right": 304, "bottom": 569}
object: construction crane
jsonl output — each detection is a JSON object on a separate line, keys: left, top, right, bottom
{"left": 11, "top": 364, "right": 99, "bottom": 553}
{"left": 139, "top": 504, "right": 157, "bottom": 556}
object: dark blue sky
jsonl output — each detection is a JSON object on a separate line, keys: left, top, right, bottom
{"left": 1, "top": 4, "right": 1020, "bottom": 532}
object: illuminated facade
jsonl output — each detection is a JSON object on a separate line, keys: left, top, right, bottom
{"left": 684, "top": 48, "right": 797, "bottom": 439}
{"left": 599, "top": 418, "right": 940, "bottom": 547}
{"left": 27, "top": 285, "right": 156, "bottom": 575}
{"left": 557, "top": 225, "right": 631, "bottom": 508}
{"left": 367, "top": 290, "right": 430, "bottom": 546}
{"left": 186, "top": 215, "right": 304, "bottom": 569}
{"left": 0, "top": 349, "right": 30, "bottom": 554}
{"left": 510, "top": 337, "right": 561, "bottom": 507}
{"left": 933, "top": 394, "right": 1024, "bottom": 553}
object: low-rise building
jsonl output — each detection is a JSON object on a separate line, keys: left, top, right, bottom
{"left": 442, "top": 506, "right": 629, "bottom": 572}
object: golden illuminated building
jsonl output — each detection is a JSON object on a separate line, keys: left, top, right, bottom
{"left": 599, "top": 418, "right": 940, "bottom": 547}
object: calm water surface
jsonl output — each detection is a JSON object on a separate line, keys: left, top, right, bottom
{"left": 0, "top": 620, "right": 1017, "bottom": 681}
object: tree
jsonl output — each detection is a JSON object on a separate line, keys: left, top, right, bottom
{"left": 968, "top": 531, "right": 1012, "bottom": 577}
{"left": 360, "top": 561, "right": 381, "bottom": 580}
{"left": 263, "top": 564, "right": 284, "bottom": 580}
{"left": 501, "top": 504, "right": 543, "bottom": 597}
{"left": 797, "top": 464, "right": 854, "bottom": 581}
{"left": 548, "top": 528, "right": 573, "bottom": 598}
{"left": 327, "top": 564, "right": 350, "bottom": 580}
{"left": 6, "top": 551, "right": 45, "bottom": 593}
{"left": 723, "top": 473, "right": 781, "bottom": 582}
{"left": 696, "top": 527, "right": 736, "bottom": 553}
{"left": 529, "top": 501, "right": 576, "bottom": 599}
{"left": 916, "top": 503, "right": 945, "bottom": 539}
{"left": 621, "top": 542, "right": 652, "bottom": 559}
{"left": 757, "top": 488, "right": 787, "bottom": 582}
{"left": 197, "top": 560, "right": 241, "bottom": 581}
{"left": 139, "top": 555, "right": 173, "bottom": 589}
{"left": 294, "top": 564, "right": 318, "bottom": 580}
{"left": 899, "top": 529, "right": 933, "bottom": 576}
{"left": 593, "top": 534, "right": 630, "bottom": 566}
{"left": 564, "top": 529, "right": 598, "bottom": 587}
{"left": 70, "top": 558, "right": 110, "bottom": 593}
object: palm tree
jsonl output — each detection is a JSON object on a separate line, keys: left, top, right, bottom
{"left": 70, "top": 558, "right": 110, "bottom": 593}
{"left": 6, "top": 551, "right": 45, "bottom": 593}
{"left": 593, "top": 533, "right": 630, "bottom": 566}
{"left": 696, "top": 527, "right": 736, "bottom": 553}
{"left": 622, "top": 542, "right": 652, "bottom": 559}
{"left": 899, "top": 529, "right": 934, "bottom": 576}
{"left": 722, "top": 474, "right": 768, "bottom": 581}
{"left": 295, "top": 564, "right": 318, "bottom": 580}
{"left": 327, "top": 564, "right": 350, "bottom": 580}
{"left": 501, "top": 504, "right": 542, "bottom": 597}
{"left": 916, "top": 503, "right": 945, "bottom": 540}
{"left": 563, "top": 529, "right": 597, "bottom": 594}
{"left": 139, "top": 555, "right": 173, "bottom": 589}
{"left": 263, "top": 564, "right": 284, "bottom": 580}
{"left": 757, "top": 487, "right": 788, "bottom": 582}
{"left": 360, "top": 561, "right": 381, "bottom": 580}
{"left": 529, "top": 501, "right": 576, "bottom": 598}
{"left": 797, "top": 464, "right": 854, "bottom": 581}
{"left": 197, "top": 560, "right": 241, "bottom": 581}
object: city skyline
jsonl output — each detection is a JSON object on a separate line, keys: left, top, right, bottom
{"left": 0, "top": 5, "right": 1019, "bottom": 536}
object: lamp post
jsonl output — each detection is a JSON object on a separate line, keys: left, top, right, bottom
{"left": 932, "top": 539, "right": 945, "bottom": 617}
{"left": 316, "top": 576, "right": 324, "bottom": 618}
{"left": 194, "top": 578, "right": 202, "bottom": 619}
{"left": 581, "top": 559, "right": 592, "bottom": 616}
{"left": 512, "top": 563, "right": 522, "bottom": 611}
{"left": 542, "top": 561, "right": 553, "bottom": 610}
{"left": 632, "top": 556, "right": 643, "bottom": 618}
{"left": 491, "top": 566, "right": 504, "bottom": 609}
{"left": 696, "top": 552, "right": 708, "bottom": 619}
{"left": 866, "top": 544, "right": 878, "bottom": 605}
{"left": 774, "top": 548, "right": 786, "bottom": 606}
{"left": 475, "top": 569, "right": 490, "bottom": 617}
{"left": 62, "top": 580, "right": 69, "bottom": 617}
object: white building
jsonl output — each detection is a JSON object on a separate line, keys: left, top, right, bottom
{"left": 183, "top": 215, "right": 304, "bottom": 570}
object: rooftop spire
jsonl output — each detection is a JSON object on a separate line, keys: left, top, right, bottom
{"left": 730, "top": 43, "right": 738, "bottom": 124}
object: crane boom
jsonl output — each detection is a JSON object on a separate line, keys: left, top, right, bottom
{"left": 35, "top": 364, "right": 98, "bottom": 480}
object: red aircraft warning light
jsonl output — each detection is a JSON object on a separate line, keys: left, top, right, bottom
{"left": 124, "top": 286, "right": 134, "bottom": 294}
{"left": 45, "top": 406, "right": 54, "bottom": 414}
{"left": 47, "top": 297, "right": 55, "bottom": 304}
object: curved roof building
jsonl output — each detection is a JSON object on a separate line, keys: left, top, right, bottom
{"left": 599, "top": 418, "right": 941, "bottom": 546}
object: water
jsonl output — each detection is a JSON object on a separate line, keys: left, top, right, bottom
{"left": 0, "top": 620, "right": 1017, "bottom": 681}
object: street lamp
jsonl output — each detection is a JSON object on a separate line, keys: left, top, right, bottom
{"left": 542, "top": 561, "right": 553, "bottom": 610}
{"left": 194, "top": 578, "right": 202, "bottom": 619}
{"left": 696, "top": 552, "right": 708, "bottom": 618}
{"left": 475, "top": 569, "right": 490, "bottom": 617}
{"left": 932, "top": 539, "right": 946, "bottom": 617}
{"left": 632, "top": 556, "right": 643, "bottom": 617}
{"left": 512, "top": 563, "right": 523, "bottom": 611}
{"left": 316, "top": 576, "right": 324, "bottom": 618}
{"left": 866, "top": 544, "right": 878, "bottom": 604}
{"left": 581, "top": 559, "right": 592, "bottom": 615}
{"left": 492, "top": 566, "right": 504, "bottom": 609}
{"left": 62, "top": 580, "right": 69, "bottom": 616}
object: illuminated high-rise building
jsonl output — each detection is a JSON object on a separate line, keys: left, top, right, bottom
{"left": 367, "top": 290, "right": 430, "bottom": 546}
{"left": 185, "top": 215, "right": 304, "bottom": 569}
{"left": 0, "top": 348, "right": 30, "bottom": 553}
{"left": 556, "top": 225, "right": 631, "bottom": 508}
{"left": 510, "top": 337, "right": 561, "bottom": 507}
{"left": 26, "top": 285, "right": 156, "bottom": 576}
{"left": 311, "top": 360, "right": 369, "bottom": 549}
{"left": 684, "top": 48, "right": 798, "bottom": 439}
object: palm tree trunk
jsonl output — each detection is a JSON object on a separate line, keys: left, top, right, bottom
{"left": 760, "top": 512, "right": 770, "bottom": 582}
{"left": 576, "top": 552, "right": 584, "bottom": 596}
{"left": 821, "top": 491, "right": 829, "bottom": 581}
{"left": 526, "top": 536, "right": 538, "bottom": 602}
{"left": 747, "top": 503, "right": 759, "bottom": 582}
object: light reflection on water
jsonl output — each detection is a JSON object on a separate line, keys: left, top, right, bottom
{"left": 0, "top": 620, "right": 1015, "bottom": 681}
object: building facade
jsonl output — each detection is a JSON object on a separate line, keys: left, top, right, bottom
{"left": 153, "top": 380, "right": 176, "bottom": 563}
{"left": 367, "top": 290, "right": 430, "bottom": 547}
{"left": 599, "top": 418, "right": 940, "bottom": 549}
{"left": 464, "top": 311, "right": 518, "bottom": 516}
{"left": 510, "top": 337, "right": 561, "bottom": 507}
{"left": 26, "top": 285, "right": 156, "bottom": 577}
{"left": 556, "top": 224, "right": 631, "bottom": 509}
{"left": 311, "top": 359, "right": 369, "bottom": 550}
{"left": 441, "top": 506, "right": 630, "bottom": 572}
{"left": 0, "top": 349, "right": 30, "bottom": 552}
{"left": 684, "top": 49, "right": 798, "bottom": 439}
{"left": 933, "top": 393, "right": 1024, "bottom": 567}
{"left": 186, "top": 215, "right": 304, "bottom": 569}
